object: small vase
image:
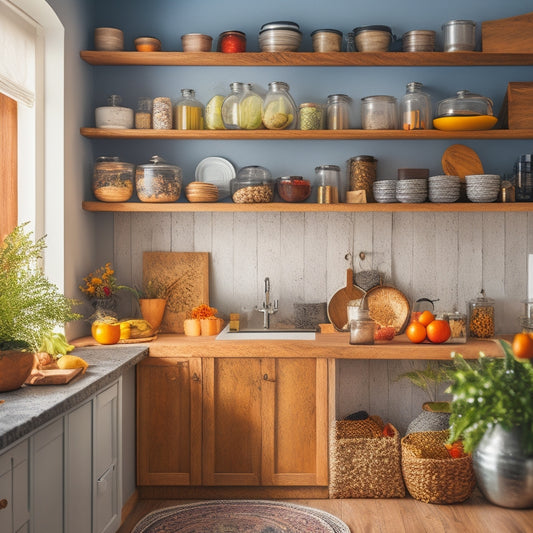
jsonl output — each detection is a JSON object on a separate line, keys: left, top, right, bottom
{"left": 0, "top": 350, "right": 35, "bottom": 392}
{"left": 139, "top": 298, "right": 166, "bottom": 332}
{"left": 473, "top": 424, "right": 533, "bottom": 509}
{"left": 90, "top": 296, "right": 118, "bottom": 322}
{"left": 406, "top": 401, "right": 451, "bottom": 435}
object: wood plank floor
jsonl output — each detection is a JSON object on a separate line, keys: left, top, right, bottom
{"left": 117, "top": 490, "right": 533, "bottom": 533}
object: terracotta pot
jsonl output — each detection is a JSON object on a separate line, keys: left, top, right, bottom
{"left": 139, "top": 298, "right": 166, "bottom": 331}
{"left": 0, "top": 350, "right": 35, "bottom": 392}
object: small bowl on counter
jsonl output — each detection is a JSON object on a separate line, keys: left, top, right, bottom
{"left": 134, "top": 36, "right": 161, "bottom": 52}
{"left": 276, "top": 176, "right": 312, "bottom": 202}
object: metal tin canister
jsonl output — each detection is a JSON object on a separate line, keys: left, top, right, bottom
{"left": 442, "top": 20, "right": 476, "bottom": 52}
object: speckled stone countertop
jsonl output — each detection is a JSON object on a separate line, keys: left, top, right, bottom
{"left": 0, "top": 344, "right": 148, "bottom": 452}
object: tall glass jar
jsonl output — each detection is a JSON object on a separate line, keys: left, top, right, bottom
{"left": 152, "top": 97, "right": 172, "bottom": 129}
{"left": 238, "top": 83, "right": 263, "bottom": 130}
{"left": 400, "top": 82, "right": 432, "bottom": 130}
{"left": 326, "top": 94, "right": 352, "bottom": 129}
{"left": 221, "top": 82, "right": 245, "bottom": 129}
{"left": 361, "top": 95, "right": 398, "bottom": 129}
{"left": 262, "top": 81, "right": 297, "bottom": 130}
{"left": 315, "top": 165, "right": 340, "bottom": 203}
{"left": 135, "top": 97, "right": 152, "bottom": 129}
{"left": 348, "top": 155, "right": 377, "bottom": 201}
{"left": 468, "top": 290, "right": 495, "bottom": 338}
{"left": 174, "top": 88, "right": 204, "bottom": 130}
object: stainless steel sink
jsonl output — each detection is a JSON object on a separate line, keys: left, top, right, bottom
{"left": 216, "top": 324, "right": 316, "bottom": 341}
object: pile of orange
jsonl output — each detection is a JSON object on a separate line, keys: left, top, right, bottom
{"left": 405, "top": 310, "right": 451, "bottom": 344}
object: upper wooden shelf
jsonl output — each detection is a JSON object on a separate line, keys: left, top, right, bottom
{"left": 80, "top": 50, "right": 533, "bottom": 67}
{"left": 80, "top": 127, "right": 533, "bottom": 140}
{"left": 82, "top": 201, "right": 533, "bottom": 214}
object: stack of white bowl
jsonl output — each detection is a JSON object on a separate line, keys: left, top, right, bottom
{"left": 373, "top": 179, "right": 397, "bottom": 203}
{"left": 428, "top": 175, "right": 461, "bottom": 203}
{"left": 259, "top": 21, "right": 302, "bottom": 51}
{"left": 465, "top": 174, "right": 501, "bottom": 203}
{"left": 396, "top": 178, "right": 428, "bottom": 203}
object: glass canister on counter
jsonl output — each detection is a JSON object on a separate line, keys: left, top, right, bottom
{"left": 262, "top": 81, "right": 297, "bottom": 130}
{"left": 348, "top": 299, "right": 376, "bottom": 345}
{"left": 174, "top": 89, "right": 204, "bottom": 130}
{"left": 221, "top": 82, "right": 245, "bottom": 129}
{"left": 315, "top": 164, "right": 340, "bottom": 203}
{"left": 400, "top": 82, "right": 431, "bottom": 130}
{"left": 152, "top": 97, "right": 173, "bottom": 129}
{"left": 135, "top": 155, "right": 182, "bottom": 202}
{"left": 92, "top": 156, "right": 134, "bottom": 202}
{"left": 468, "top": 290, "right": 495, "bottom": 338}
{"left": 361, "top": 95, "right": 398, "bottom": 129}
{"left": 348, "top": 155, "right": 377, "bottom": 202}
{"left": 135, "top": 97, "right": 152, "bottom": 129}
{"left": 326, "top": 94, "right": 352, "bottom": 130}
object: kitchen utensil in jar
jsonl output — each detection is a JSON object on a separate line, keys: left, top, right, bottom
{"left": 316, "top": 165, "right": 341, "bottom": 204}
{"left": 365, "top": 283, "right": 411, "bottom": 334}
{"left": 327, "top": 268, "right": 366, "bottom": 331}
{"left": 442, "top": 20, "right": 476, "bottom": 52}
{"left": 400, "top": 82, "right": 431, "bottom": 130}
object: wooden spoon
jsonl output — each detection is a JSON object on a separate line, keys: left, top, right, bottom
{"left": 327, "top": 268, "right": 366, "bottom": 331}
{"left": 441, "top": 144, "right": 484, "bottom": 179}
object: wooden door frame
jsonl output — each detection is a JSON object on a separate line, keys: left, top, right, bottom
{"left": 0, "top": 92, "right": 17, "bottom": 240}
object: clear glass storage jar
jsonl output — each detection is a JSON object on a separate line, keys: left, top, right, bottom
{"left": 152, "top": 97, "right": 172, "bottom": 129}
{"left": 315, "top": 164, "right": 340, "bottom": 204}
{"left": 348, "top": 304, "right": 376, "bottom": 345}
{"left": 221, "top": 82, "right": 245, "bottom": 129}
{"left": 298, "top": 102, "right": 324, "bottom": 130}
{"left": 436, "top": 90, "right": 493, "bottom": 118}
{"left": 135, "top": 97, "right": 152, "bottom": 129}
{"left": 348, "top": 155, "right": 377, "bottom": 201}
{"left": 327, "top": 94, "right": 352, "bottom": 130}
{"left": 468, "top": 290, "right": 495, "bottom": 338}
{"left": 92, "top": 156, "right": 134, "bottom": 202}
{"left": 400, "top": 82, "right": 431, "bottom": 130}
{"left": 262, "top": 81, "right": 297, "bottom": 130}
{"left": 361, "top": 95, "right": 398, "bottom": 129}
{"left": 231, "top": 165, "right": 274, "bottom": 203}
{"left": 174, "top": 88, "right": 204, "bottom": 130}
{"left": 238, "top": 83, "right": 263, "bottom": 130}
{"left": 135, "top": 155, "right": 182, "bottom": 203}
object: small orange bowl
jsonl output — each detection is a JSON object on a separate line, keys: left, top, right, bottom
{"left": 134, "top": 37, "right": 161, "bottom": 52}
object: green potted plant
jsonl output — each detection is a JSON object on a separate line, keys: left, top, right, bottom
{"left": 448, "top": 340, "right": 533, "bottom": 509}
{"left": 0, "top": 223, "right": 81, "bottom": 391}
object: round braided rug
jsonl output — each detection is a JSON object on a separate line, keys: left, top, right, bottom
{"left": 132, "top": 500, "right": 351, "bottom": 533}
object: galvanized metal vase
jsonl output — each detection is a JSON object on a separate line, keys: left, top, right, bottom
{"left": 473, "top": 424, "right": 533, "bottom": 509}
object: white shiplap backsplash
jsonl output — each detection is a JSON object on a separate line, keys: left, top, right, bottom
{"left": 114, "top": 210, "right": 531, "bottom": 431}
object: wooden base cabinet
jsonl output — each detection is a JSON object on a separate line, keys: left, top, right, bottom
{"left": 137, "top": 357, "right": 328, "bottom": 489}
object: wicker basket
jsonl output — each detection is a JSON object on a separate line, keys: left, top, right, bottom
{"left": 401, "top": 430, "right": 476, "bottom": 504}
{"left": 329, "top": 416, "right": 405, "bottom": 498}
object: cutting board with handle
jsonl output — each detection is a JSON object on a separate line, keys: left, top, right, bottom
{"left": 143, "top": 251, "right": 209, "bottom": 333}
{"left": 327, "top": 268, "right": 366, "bottom": 331}
{"left": 441, "top": 144, "right": 484, "bottom": 179}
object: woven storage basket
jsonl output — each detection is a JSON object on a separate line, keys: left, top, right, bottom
{"left": 401, "top": 430, "right": 476, "bottom": 504}
{"left": 329, "top": 416, "right": 405, "bottom": 498}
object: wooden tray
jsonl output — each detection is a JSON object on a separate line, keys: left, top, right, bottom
{"left": 25, "top": 367, "right": 84, "bottom": 385}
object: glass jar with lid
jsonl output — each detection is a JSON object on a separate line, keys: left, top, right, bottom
{"left": 152, "top": 97, "right": 172, "bottom": 129}
{"left": 468, "top": 289, "right": 495, "bottom": 338}
{"left": 135, "top": 97, "right": 152, "bottom": 129}
{"left": 436, "top": 90, "right": 493, "bottom": 117}
{"left": 348, "top": 300, "right": 376, "bottom": 345}
{"left": 327, "top": 94, "right": 352, "bottom": 130}
{"left": 400, "top": 82, "right": 431, "bottom": 130}
{"left": 221, "top": 82, "right": 245, "bottom": 129}
{"left": 231, "top": 166, "right": 273, "bottom": 203}
{"left": 262, "top": 81, "right": 297, "bottom": 130}
{"left": 348, "top": 155, "right": 377, "bottom": 201}
{"left": 238, "top": 83, "right": 264, "bottom": 130}
{"left": 315, "top": 164, "right": 340, "bottom": 204}
{"left": 361, "top": 95, "right": 398, "bottom": 129}
{"left": 298, "top": 102, "right": 324, "bottom": 130}
{"left": 92, "top": 156, "right": 134, "bottom": 202}
{"left": 174, "top": 89, "right": 204, "bottom": 130}
{"left": 95, "top": 94, "right": 134, "bottom": 129}
{"left": 135, "top": 155, "right": 182, "bottom": 203}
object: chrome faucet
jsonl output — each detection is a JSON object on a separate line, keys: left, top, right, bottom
{"left": 257, "top": 277, "right": 279, "bottom": 329}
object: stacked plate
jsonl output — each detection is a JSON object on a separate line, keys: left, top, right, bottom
{"left": 373, "top": 179, "right": 397, "bottom": 203}
{"left": 396, "top": 178, "right": 428, "bottom": 203}
{"left": 465, "top": 174, "right": 501, "bottom": 203}
{"left": 194, "top": 156, "right": 236, "bottom": 199}
{"left": 259, "top": 21, "right": 302, "bottom": 51}
{"left": 185, "top": 181, "right": 219, "bottom": 203}
{"left": 428, "top": 175, "right": 461, "bottom": 203}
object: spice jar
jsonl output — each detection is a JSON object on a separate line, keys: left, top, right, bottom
{"left": 135, "top": 155, "right": 182, "bottom": 203}
{"left": 315, "top": 165, "right": 340, "bottom": 204}
{"left": 152, "top": 97, "right": 172, "bottom": 129}
{"left": 311, "top": 29, "right": 343, "bottom": 52}
{"left": 262, "top": 81, "right": 297, "bottom": 130}
{"left": 217, "top": 30, "right": 246, "bottom": 53}
{"left": 174, "top": 89, "right": 204, "bottom": 130}
{"left": 348, "top": 156, "right": 377, "bottom": 202}
{"left": 135, "top": 97, "right": 152, "bottom": 129}
{"left": 327, "top": 94, "right": 352, "bottom": 130}
{"left": 361, "top": 95, "right": 398, "bottom": 129}
{"left": 221, "top": 82, "right": 245, "bottom": 129}
{"left": 468, "top": 290, "right": 495, "bottom": 338}
{"left": 348, "top": 300, "right": 376, "bottom": 345}
{"left": 298, "top": 102, "right": 324, "bottom": 130}
{"left": 400, "top": 82, "right": 431, "bottom": 130}
{"left": 92, "top": 156, "right": 134, "bottom": 202}
{"left": 439, "top": 311, "right": 467, "bottom": 343}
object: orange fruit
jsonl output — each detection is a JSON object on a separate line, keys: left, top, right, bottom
{"left": 418, "top": 310, "right": 435, "bottom": 327}
{"left": 91, "top": 322, "right": 121, "bottom": 345}
{"left": 512, "top": 332, "right": 533, "bottom": 359}
{"left": 406, "top": 321, "right": 426, "bottom": 343}
{"left": 426, "top": 319, "right": 451, "bottom": 344}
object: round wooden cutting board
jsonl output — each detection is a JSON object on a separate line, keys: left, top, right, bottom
{"left": 441, "top": 144, "right": 484, "bottom": 178}
{"left": 327, "top": 268, "right": 366, "bottom": 331}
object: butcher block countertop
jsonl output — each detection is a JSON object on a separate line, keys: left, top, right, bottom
{"left": 146, "top": 332, "right": 506, "bottom": 360}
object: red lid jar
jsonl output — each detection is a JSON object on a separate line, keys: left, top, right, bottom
{"left": 217, "top": 31, "right": 246, "bottom": 53}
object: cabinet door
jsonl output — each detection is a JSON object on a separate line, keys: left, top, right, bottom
{"left": 137, "top": 358, "right": 202, "bottom": 485}
{"left": 202, "top": 358, "right": 262, "bottom": 486}
{"left": 261, "top": 358, "right": 328, "bottom": 486}
{"left": 32, "top": 419, "right": 63, "bottom": 533}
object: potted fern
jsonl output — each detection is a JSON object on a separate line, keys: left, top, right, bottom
{"left": 0, "top": 223, "right": 80, "bottom": 391}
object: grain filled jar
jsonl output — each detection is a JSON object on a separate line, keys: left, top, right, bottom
{"left": 298, "top": 102, "right": 324, "bottom": 130}
{"left": 327, "top": 94, "right": 352, "bottom": 130}
{"left": 135, "top": 155, "right": 182, "bottom": 203}
{"left": 348, "top": 155, "right": 377, "bottom": 202}
{"left": 92, "top": 156, "right": 134, "bottom": 202}
{"left": 311, "top": 29, "right": 343, "bottom": 52}
{"left": 231, "top": 166, "right": 274, "bottom": 203}
{"left": 174, "top": 89, "right": 204, "bottom": 130}
{"left": 361, "top": 95, "right": 398, "bottom": 129}
{"left": 152, "top": 97, "right": 172, "bottom": 129}
{"left": 468, "top": 290, "right": 495, "bottom": 338}
{"left": 135, "top": 97, "right": 152, "bottom": 129}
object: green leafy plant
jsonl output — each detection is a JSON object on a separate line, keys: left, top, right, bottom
{"left": 447, "top": 340, "right": 533, "bottom": 454}
{"left": 0, "top": 223, "right": 81, "bottom": 351}
{"left": 396, "top": 361, "right": 455, "bottom": 404}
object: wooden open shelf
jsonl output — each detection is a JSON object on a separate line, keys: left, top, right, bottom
{"left": 80, "top": 50, "right": 533, "bottom": 67}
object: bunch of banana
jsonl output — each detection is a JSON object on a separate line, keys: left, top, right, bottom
{"left": 119, "top": 319, "right": 153, "bottom": 339}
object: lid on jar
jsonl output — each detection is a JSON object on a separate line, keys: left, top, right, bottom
{"left": 261, "top": 20, "right": 300, "bottom": 31}
{"left": 299, "top": 102, "right": 321, "bottom": 108}
{"left": 361, "top": 95, "right": 397, "bottom": 103}
{"left": 353, "top": 25, "right": 392, "bottom": 36}
{"left": 315, "top": 164, "right": 340, "bottom": 172}
{"left": 218, "top": 30, "right": 246, "bottom": 38}
{"left": 137, "top": 155, "right": 182, "bottom": 174}
{"left": 277, "top": 176, "right": 310, "bottom": 184}
{"left": 96, "top": 156, "right": 120, "bottom": 163}
{"left": 311, "top": 28, "right": 343, "bottom": 37}
{"left": 350, "top": 155, "right": 377, "bottom": 162}
{"left": 327, "top": 94, "right": 352, "bottom": 103}
{"left": 442, "top": 19, "right": 475, "bottom": 29}
{"left": 436, "top": 90, "right": 493, "bottom": 118}
{"left": 471, "top": 289, "right": 494, "bottom": 304}
{"left": 236, "top": 165, "right": 272, "bottom": 183}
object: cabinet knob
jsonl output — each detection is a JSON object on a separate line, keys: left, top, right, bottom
{"left": 192, "top": 373, "right": 201, "bottom": 382}
{"left": 0, "top": 499, "right": 7, "bottom": 510}
{"left": 263, "top": 373, "right": 276, "bottom": 382}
